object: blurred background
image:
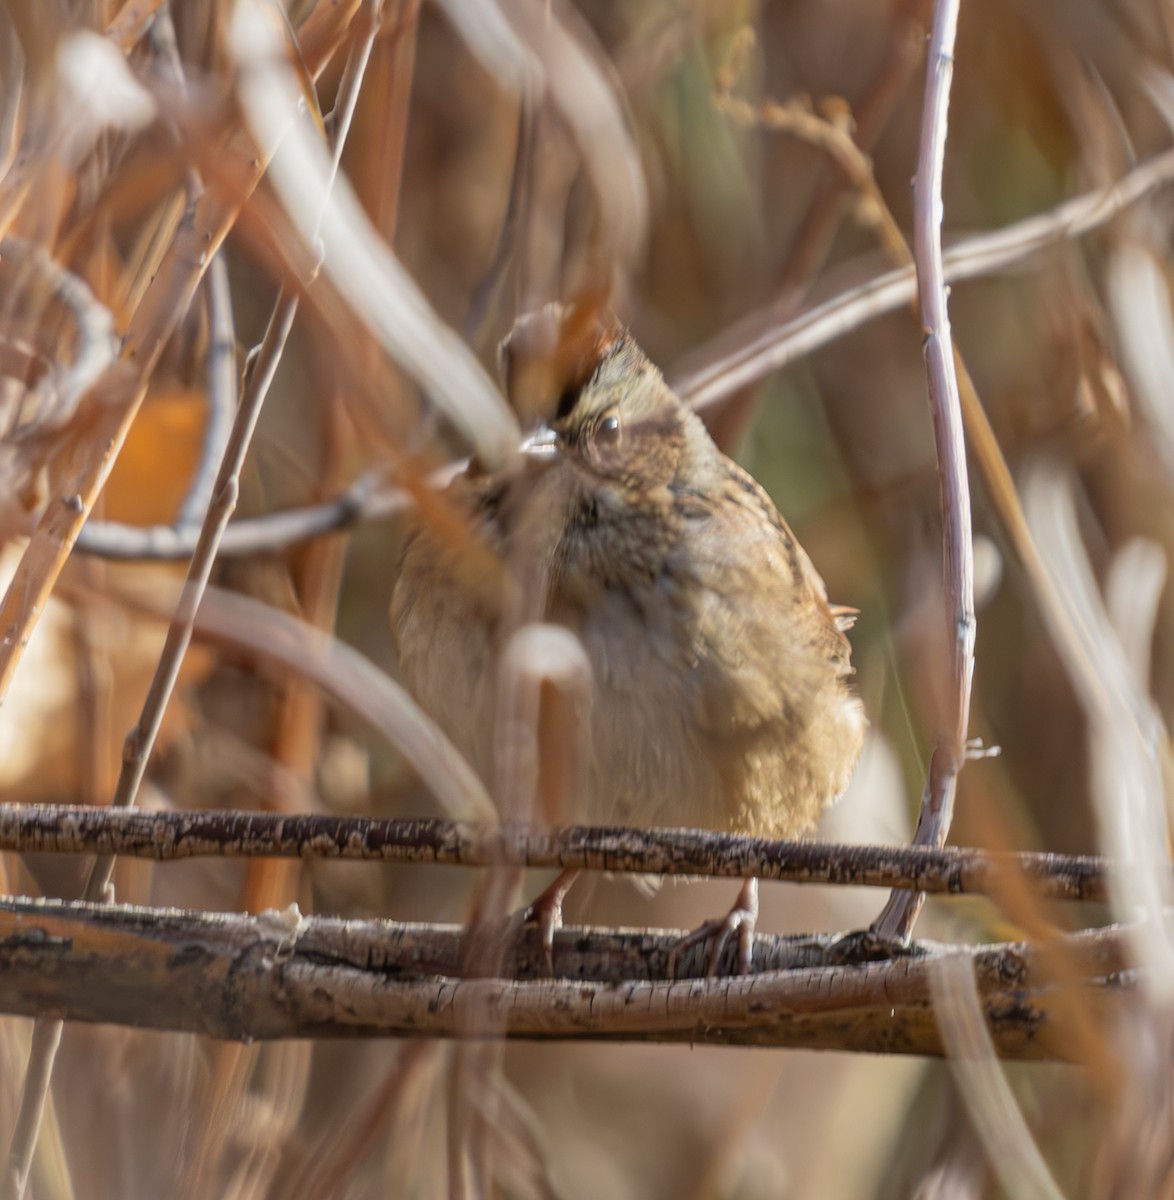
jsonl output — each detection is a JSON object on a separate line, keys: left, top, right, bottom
{"left": 2, "top": 0, "right": 1174, "bottom": 1196}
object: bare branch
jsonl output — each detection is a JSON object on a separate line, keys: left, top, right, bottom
{"left": 873, "top": 0, "right": 973, "bottom": 942}
{"left": 0, "top": 896, "right": 1134, "bottom": 1059}
{"left": 83, "top": 298, "right": 295, "bottom": 905}
{"left": 0, "top": 804, "right": 1114, "bottom": 902}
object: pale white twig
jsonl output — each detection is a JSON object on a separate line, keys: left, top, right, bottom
{"left": 1025, "top": 466, "right": 1174, "bottom": 999}
{"left": 176, "top": 254, "right": 236, "bottom": 528}
{"left": 676, "top": 148, "right": 1174, "bottom": 412}
{"left": 930, "top": 955, "right": 1066, "bottom": 1200}
{"left": 0, "top": 237, "right": 118, "bottom": 439}
{"left": 230, "top": 0, "right": 520, "bottom": 469}
{"left": 873, "top": 0, "right": 974, "bottom": 941}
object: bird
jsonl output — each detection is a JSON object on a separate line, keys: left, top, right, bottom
{"left": 391, "top": 302, "right": 866, "bottom": 974}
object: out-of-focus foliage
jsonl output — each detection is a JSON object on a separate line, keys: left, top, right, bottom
{"left": 2, "top": 0, "right": 1174, "bottom": 1197}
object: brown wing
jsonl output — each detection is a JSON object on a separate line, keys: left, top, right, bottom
{"left": 673, "top": 457, "right": 855, "bottom": 739}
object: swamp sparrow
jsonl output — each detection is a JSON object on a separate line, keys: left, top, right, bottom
{"left": 391, "top": 305, "right": 865, "bottom": 970}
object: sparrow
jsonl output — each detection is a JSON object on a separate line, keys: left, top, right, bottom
{"left": 391, "top": 304, "right": 865, "bottom": 973}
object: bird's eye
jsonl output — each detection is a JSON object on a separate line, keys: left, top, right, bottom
{"left": 594, "top": 414, "right": 622, "bottom": 447}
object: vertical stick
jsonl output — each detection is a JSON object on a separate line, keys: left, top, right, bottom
{"left": 873, "top": 0, "right": 975, "bottom": 940}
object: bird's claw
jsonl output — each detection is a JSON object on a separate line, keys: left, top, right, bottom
{"left": 506, "top": 868, "right": 579, "bottom": 977}
{"left": 668, "top": 878, "right": 759, "bottom": 979}
{"left": 825, "top": 927, "right": 920, "bottom": 965}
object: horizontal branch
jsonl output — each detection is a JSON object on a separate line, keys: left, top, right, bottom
{"left": 73, "top": 462, "right": 465, "bottom": 562}
{"left": 0, "top": 896, "right": 1131, "bottom": 1058}
{"left": 73, "top": 469, "right": 407, "bottom": 561}
{"left": 0, "top": 804, "right": 1111, "bottom": 900}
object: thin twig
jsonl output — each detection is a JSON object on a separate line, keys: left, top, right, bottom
{"left": 176, "top": 254, "right": 237, "bottom": 527}
{"left": 0, "top": 897, "right": 1135, "bottom": 1058}
{"left": 83, "top": 295, "right": 296, "bottom": 901}
{"left": 773, "top": 12, "right": 925, "bottom": 298}
{"left": 73, "top": 462, "right": 468, "bottom": 560}
{"left": 67, "top": 151, "right": 1174, "bottom": 563}
{"left": 703, "top": 8, "right": 1157, "bottom": 953}
{"left": 76, "top": 473, "right": 394, "bottom": 558}
{"left": 714, "top": 30, "right": 910, "bottom": 268}
{"left": 872, "top": 0, "right": 973, "bottom": 942}
{"left": 0, "top": 804, "right": 1115, "bottom": 902}
{"left": 0, "top": 1024, "right": 61, "bottom": 1200}
{"left": 674, "top": 147, "right": 1174, "bottom": 411}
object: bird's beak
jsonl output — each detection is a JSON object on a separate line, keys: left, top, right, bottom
{"left": 518, "top": 424, "right": 560, "bottom": 468}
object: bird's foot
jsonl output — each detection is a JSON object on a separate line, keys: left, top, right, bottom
{"left": 825, "top": 927, "right": 922, "bottom": 966}
{"left": 505, "top": 868, "right": 579, "bottom": 977}
{"left": 668, "top": 878, "right": 759, "bottom": 978}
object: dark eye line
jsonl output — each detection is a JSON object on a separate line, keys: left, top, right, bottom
{"left": 555, "top": 385, "right": 580, "bottom": 421}
{"left": 554, "top": 339, "right": 627, "bottom": 422}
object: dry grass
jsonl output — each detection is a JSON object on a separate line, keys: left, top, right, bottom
{"left": 2, "top": 1, "right": 1174, "bottom": 1197}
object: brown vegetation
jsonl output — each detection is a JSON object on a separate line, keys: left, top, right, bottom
{"left": 2, "top": 1, "right": 1174, "bottom": 1197}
